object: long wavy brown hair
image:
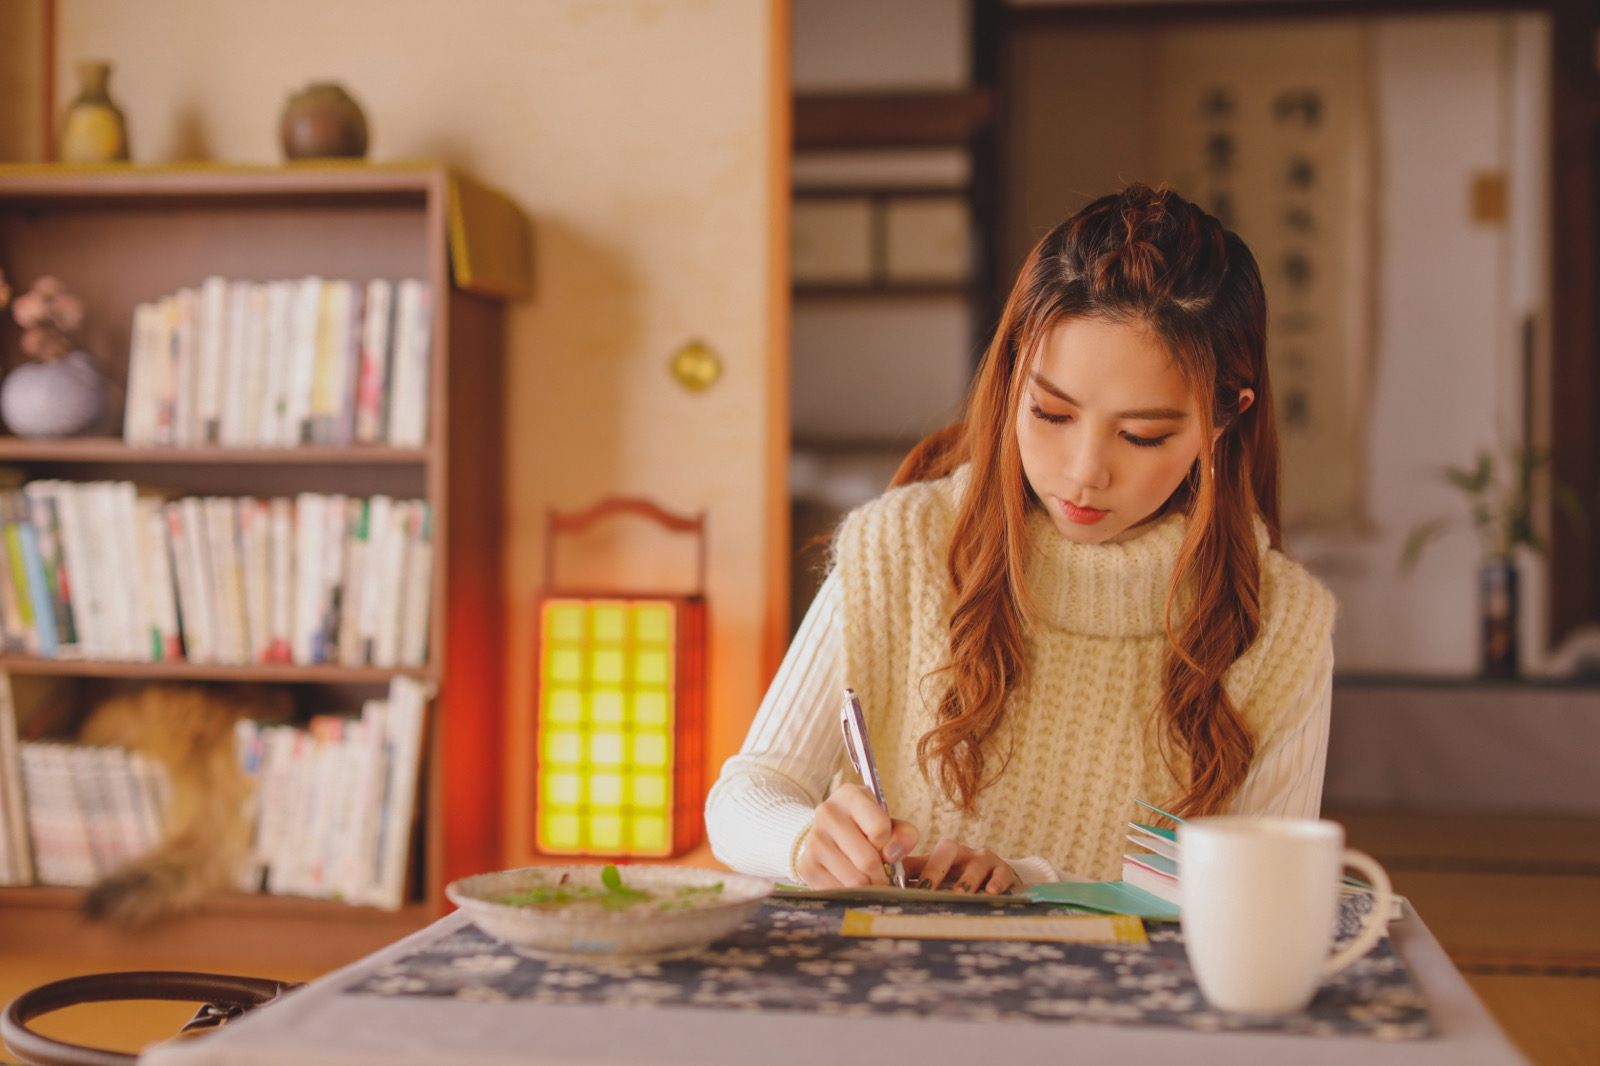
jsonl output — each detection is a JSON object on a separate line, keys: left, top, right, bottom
{"left": 894, "top": 183, "right": 1279, "bottom": 819}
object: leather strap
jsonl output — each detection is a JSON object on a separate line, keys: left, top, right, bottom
{"left": 2, "top": 971, "right": 302, "bottom": 1066}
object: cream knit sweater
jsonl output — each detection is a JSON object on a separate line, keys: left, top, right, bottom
{"left": 706, "top": 466, "right": 1336, "bottom": 885}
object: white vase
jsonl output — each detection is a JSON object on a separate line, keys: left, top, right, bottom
{"left": 0, "top": 351, "right": 107, "bottom": 439}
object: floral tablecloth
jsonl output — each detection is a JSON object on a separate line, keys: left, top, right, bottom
{"left": 344, "top": 897, "right": 1433, "bottom": 1040}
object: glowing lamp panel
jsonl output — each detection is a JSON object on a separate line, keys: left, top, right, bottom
{"left": 537, "top": 599, "right": 676, "bottom": 856}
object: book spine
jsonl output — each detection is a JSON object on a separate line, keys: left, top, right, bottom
{"left": 372, "top": 501, "right": 409, "bottom": 669}
{"left": 259, "top": 281, "right": 294, "bottom": 447}
{"left": 17, "top": 516, "right": 59, "bottom": 658}
{"left": 84, "top": 483, "right": 134, "bottom": 660}
{"left": 51, "top": 483, "right": 102, "bottom": 659}
{"left": 1, "top": 494, "right": 38, "bottom": 655}
{"left": 238, "top": 499, "right": 272, "bottom": 663}
{"left": 204, "top": 497, "right": 247, "bottom": 664}
{"left": 171, "top": 288, "right": 199, "bottom": 447}
{"left": 291, "top": 493, "right": 325, "bottom": 664}
{"left": 108, "top": 482, "right": 152, "bottom": 661}
{"left": 240, "top": 283, "right": 272, "bottom": 446}
{"left": 195, "top": 276, "right": 229, "bottom": 445}
{"left": 318, "top": 494, "right": 347, "bottom": 665}
{"left": 355, "top": 279, "right": 394, "bottom": 444}
{"left": 122, "top": 302, "right": 159, "bottom": 445}
{"left": 137, "top": 496, "right": 182, "bottom": 661}
{"left": 374, "top": 677, "right": 430, "bottom": 909}
{"left": 308, "top": 280, "right": 346, "bottom": 445}
{"left": 336, "top": 498, "right": 368, "bottom": 667}
{"left": 0, "top": 674, "right": 35, "bottom": 884}
{"left": 176, "top": 497, "right": 217, "bottom": 663}
{"left": 387, "top": 280, "right": 433, "bottom": 447}
{"left": 357, "top": 495, "right": 392, "bottom": 664}
{"left": 151, "top": 295, "right": 178, "bottom": 445}
{"left": 266, "top": 498, "right": 294, "bottom": 663}
{"left": 286, "top": 277, "right": 323, "bottom": 446}
{"left": 218, "top": 279, "right": 252, "bottom": 447}
{"left": 398, "top": 502, "right": 434, "bottom": 668}
{"left": 24, "top": 483, "right": 79, "bottom": 658}
{"left": 335, "top": 281, "right": 363, "bottom": 447}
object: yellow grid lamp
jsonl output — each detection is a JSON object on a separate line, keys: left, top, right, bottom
{"left": 532, "top": 499, "right": 707, "bottom": 859}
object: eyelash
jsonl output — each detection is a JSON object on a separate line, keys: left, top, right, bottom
{"left": 1028, "top": 403, "right": 1172, "bottom": 448}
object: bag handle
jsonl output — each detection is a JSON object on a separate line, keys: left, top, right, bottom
{"left": 2, "top": 971, "right": 302, "bottom": 1066}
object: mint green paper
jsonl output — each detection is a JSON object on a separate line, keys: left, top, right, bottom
{"left": 1025, "top": 880, "right": 1181, "bottom": 920}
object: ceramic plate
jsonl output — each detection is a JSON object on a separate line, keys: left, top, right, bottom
{"left": 446, "top": 865, "right": 774, "bottom": 961}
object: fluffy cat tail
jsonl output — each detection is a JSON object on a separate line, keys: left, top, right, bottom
{"left": 82, "top": 826, "right": 247, "bottom": 927}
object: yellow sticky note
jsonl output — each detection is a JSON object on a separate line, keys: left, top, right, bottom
{"left": 839, "top": 910, "right": 1147, "bottom": 945}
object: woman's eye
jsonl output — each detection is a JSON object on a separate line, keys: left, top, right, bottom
{"left": 1029, "top": 402, "right": 1070, "bottom": 425}
{"left": 1123, "top": 432, "right": 1172, "bottom": 448}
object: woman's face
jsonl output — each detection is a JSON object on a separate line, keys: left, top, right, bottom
{"left": 1015, "top": 316, "right": 1208, "bottom": 544}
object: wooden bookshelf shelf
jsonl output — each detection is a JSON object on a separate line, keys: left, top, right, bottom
{"left": 0, "top": 162, "right": 524, "bottom": 971}
{"left": 0, "top": 656, "right": 432, "bottom": 683}
{"left": 0, "top": 439, "right": 430, "bottom": 465}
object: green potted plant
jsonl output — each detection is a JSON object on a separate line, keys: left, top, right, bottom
{"left": 1402, "top": 445, "right": 1584, "bottom": 677}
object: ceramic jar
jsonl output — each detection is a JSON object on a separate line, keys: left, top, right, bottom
{"left": 280, "top": 82, "right": 369, "bottom": 160}
{"left": 60, "top": 61, "right": 130, "bottom": 164}
{"left": 0, "top": 351, "right": 107, "bottom": 439}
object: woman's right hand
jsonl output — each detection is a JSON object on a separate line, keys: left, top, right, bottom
{"left": 797, "top": 783, "right": 919, "bottom": 889}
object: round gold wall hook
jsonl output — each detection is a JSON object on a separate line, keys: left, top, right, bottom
{"left": 669, "top": 339, "right": 722, "bottom": 392}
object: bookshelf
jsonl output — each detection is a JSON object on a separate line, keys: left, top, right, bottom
{"left": 0, "top": 163, "right": 528, "bottom": 969}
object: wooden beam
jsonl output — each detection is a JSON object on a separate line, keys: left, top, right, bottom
{"left": 794, "top": 89, "right": 993, "bottom": 149}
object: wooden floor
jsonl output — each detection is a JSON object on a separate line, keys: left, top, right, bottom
{"left": 1334, "top": 812, "right": 1600, "bottom": 1066}
{"left": 1, "top": 814, "right": 1596, "bottom": 1064}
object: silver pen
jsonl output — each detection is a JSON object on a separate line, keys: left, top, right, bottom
{"left": 840, "top": 688, "right": 908, "bottom": 888}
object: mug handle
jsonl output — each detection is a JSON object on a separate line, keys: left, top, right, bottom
{"left": 1322, "top": 847, "right": 1394, "bottom": 977}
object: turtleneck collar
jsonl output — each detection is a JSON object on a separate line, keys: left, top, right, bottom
{"left": 939, "top": 462, "right": 1269, "bottom": 638}
{"left": 1024, "top": 505, "right": 1188, "bottom": 637}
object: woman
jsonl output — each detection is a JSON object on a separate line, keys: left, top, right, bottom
{"left": 706, "top": 184, "right": 1335, "bottom": 894}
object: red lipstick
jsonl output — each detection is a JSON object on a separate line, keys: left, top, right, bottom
{"left": 1059, "top": 498, "right": 1109, "bottom": 525}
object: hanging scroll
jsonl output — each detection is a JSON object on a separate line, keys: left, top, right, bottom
{"left": 1156, "top": 22, "right": 1376, "bottom": 532}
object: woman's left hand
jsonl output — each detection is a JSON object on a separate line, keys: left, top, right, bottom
{"left": 902, "top": 839, "right": 1019, "bottom": 895}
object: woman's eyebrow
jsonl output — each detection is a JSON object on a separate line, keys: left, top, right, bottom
{"left": 1029, "top": 371, "right": 1190, "bottom": 421}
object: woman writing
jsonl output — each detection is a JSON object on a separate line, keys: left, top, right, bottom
{"left": 706, "top": 184, "right": 1335, "bottom": 893}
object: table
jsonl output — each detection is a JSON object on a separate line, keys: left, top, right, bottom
{"left": 141, "top": 904, "right": 1529, "bottom": 1066}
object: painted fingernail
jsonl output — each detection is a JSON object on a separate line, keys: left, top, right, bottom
{"left": 884, "top": 841, "right": 906, "bottom": 863}
{"left": 956, "top": 882, "right": 972, "bottom": 893}
{"left": 915, "top": 878, "right": 932, "bottom": 890}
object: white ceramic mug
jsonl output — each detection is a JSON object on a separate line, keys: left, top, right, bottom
{"left": 1177, "top": 816, "right": 1394, "bottom": 1015}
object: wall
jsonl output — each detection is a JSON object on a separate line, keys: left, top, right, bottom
{"left": 1005, "top": 12, "right": 1550, "bottom": 675}
{"left": 50, "top": 0, "right": 788, "bottom": 858}
{"left": 1306, "top": 15, "right": 1546, "bottom": 674}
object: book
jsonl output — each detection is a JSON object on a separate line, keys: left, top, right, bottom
{"left": 259, "top": 281, "right": 295, "bottom": 447}
{"left": 309, "top": 280, "right": 353, "bottom": 445}
{"left": 355, "top": 279, "right": 394, "bottom": 444}
{"left": 169, "top": 498, "right": 216, "bottom": 663}
{"left": 336, "top": 498, "right": 369, "bottom": 668}
{"left": 387, "top": 279, "right": 432, "bottom": 447}
{"left": 218, "top": 279, "right": 253, "bottom": 447}
{"left": 398, "top": 502, "right": 434, "bottom": 668}
{"left": 195, "top": 275, "right": 229, "bottom": 445}
{"left": 374, "top": 676, "right": 430, "bottom": 909}
{"left": 171, "top": 287, "right": 199, "bottom": 447}
{"left": 25, "top": 483, "right": 80, "bottom": 657}
{"left": 136, "top": 495, "right": 183, "bottom": 661}
{"left": 291, "top": 493, "right": 325, "bottom": 664}
{"left": 0, "top": 673, "right": 34, "bottom": 885}
{"left": 266, "top": 498, "right": 295, "bottom": 663}
{"left": 286, "top": 276, "right": 323, "bottom": 445}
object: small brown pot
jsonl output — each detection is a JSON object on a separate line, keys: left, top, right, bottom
{"left": 279, "top": 82, "right": 369, "bottom": 160}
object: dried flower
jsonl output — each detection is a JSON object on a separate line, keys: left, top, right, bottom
{"left": 9, "top": 275, "right": 84, "bottom": 363}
